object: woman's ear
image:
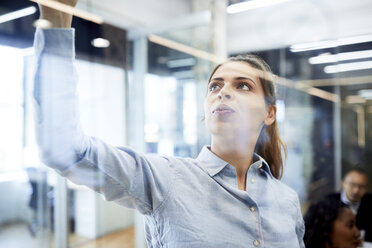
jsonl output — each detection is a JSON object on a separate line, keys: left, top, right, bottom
{"left": 264, "top": 105, "right": 276, "bottom": 126}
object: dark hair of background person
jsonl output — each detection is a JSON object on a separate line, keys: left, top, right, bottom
{"left": 343, "top": 166, "right": 369, "bottom": 180}
{"left": 207, "top": 54, "right": 286, "bottom": 179}
{"left": 304, "top": 196, "right": 348, "bottom": 248}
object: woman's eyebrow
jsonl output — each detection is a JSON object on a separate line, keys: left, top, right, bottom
{"left": 235, "top": 77, "right": 257, "bottom": 86}
{"left": 211, "top": 76, "right": 256, "bottom": 84}
{"left": 210, "top": 77, "right": 224, "bottom": 82}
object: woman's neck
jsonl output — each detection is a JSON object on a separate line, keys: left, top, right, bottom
{"left": 210, "top": 136, "right": 257, "bottom": 190}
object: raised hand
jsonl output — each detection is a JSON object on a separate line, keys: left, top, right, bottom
{"left": 38, "top": 0, "right": 79, "bottom": 28}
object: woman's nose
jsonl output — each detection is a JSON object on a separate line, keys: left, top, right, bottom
{"left": 218, "top": 88, "right": 232, "bottom": 100}
{"left": 354, "top": 226, "right": 361, "bottom": 238}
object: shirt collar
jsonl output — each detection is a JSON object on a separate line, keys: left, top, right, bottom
{"left": 341, "top": 191, "right": 361, "bottom": 214}
{"left": 196, "top": 146, "right": 273, "bottom": 178}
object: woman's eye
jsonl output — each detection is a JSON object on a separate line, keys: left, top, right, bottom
{"left": 238, "top": 83, "right": 251, "bottom": 91}
{"left": 347, "top": 221, "right": 354, "bottom": 229}
{"left": 209, "top": 84, "right": 220, "bottom": 92}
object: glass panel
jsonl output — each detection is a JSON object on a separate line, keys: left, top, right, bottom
{"left": 0, "top": 44, "right": 52, "bottom": 248}
{"left": 145, "top": 27, "right": 213, "bottom": 158}
{"left": 0, "top": 1, "right": 133, "bottom": 247}
{"left": 2, "top": 0, "right": 372, "bottom": 246}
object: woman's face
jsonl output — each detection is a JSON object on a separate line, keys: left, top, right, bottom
{"left": 329, "top": 208, "right": 361, "bottom": 248}
{"left": 204, "top": 61, "right": 275, "bottom": 140}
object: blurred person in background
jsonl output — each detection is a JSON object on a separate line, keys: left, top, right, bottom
{"left": 33, "top": 0, "right": 305, "bottom": 247}
{"left": 304, "top": 195, "right": 362, "bottom": 248}
{"left": 329, "top": 167, "right": 372, "bottom": 242}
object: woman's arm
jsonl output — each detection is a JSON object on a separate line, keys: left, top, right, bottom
{"left": 33, "top": 1, "right": 174, "bottom": 214}
{"left": 39, "top": 0, "right": 77, "bottom": 28}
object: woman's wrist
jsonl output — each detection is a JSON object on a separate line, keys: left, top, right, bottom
{"left": 40, "top": 6, "right": 73, "bottom": 28}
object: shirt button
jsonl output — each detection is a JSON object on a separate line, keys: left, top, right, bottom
{"left": 253, "top": 240, "right": 260, "bottom": 246}
{"left": 258, "top": 163, "right": 263, "bottom": 168}
{"left": 251, "top": 178, "right": 255, "bottom": 184}
{"left": 250, "top": 206, "right": 255, "bottom": 212}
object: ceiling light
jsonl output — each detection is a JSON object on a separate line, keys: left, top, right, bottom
{"left": 33, "top": 18, "right": 52, "bottom": 28}
{"left": 309, "top": 50, "right": 372, "bottom": 64}
{"left": 358, "top": 89, "right": 372, "bottom": 99}
{"left": 227, "top": 0, "right": 289, "bottom": 14}
{"left": 172, "top": 70, "right": 195, "bottom": 79}
{"left": 167, "top": 58, "right": 195, "bottom": 68}
{"left": 324, "top": 61, "right": 372, "bottom": 73}
{"left": 91, "top": 38, "right": 110, "bottom": 48}
{"left": 0, "top": 6, "right": 37, "bottom": 24}
{"left": 290, "top": 34, "right": 372, "bottom": 52}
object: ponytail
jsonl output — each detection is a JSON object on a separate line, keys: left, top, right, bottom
{"left": 255, "top": 121, "right": 286, "bottom": 179}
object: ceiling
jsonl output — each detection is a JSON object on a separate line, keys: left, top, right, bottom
{"left": 1, "top": 0, "right": 372, "bottom": 98}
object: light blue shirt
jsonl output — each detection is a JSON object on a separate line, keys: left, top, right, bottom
{"left": 34, "top": 28, "right": 305, "bottom": 248}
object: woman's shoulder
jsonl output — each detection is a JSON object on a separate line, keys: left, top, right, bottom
{"left": 274, "top": 179, "right": 301, "bottom": 204}
{"left": 116, "top": 146, "right": 198, "bottom": 167}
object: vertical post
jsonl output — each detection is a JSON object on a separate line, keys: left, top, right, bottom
{"left": 211, "top": 0, "right": 228, "bottom": 60}
{"left": 37, "top": 171, "right": 51, "bottom": 248}
{"left": 333, "top": 86, "right": 342, "bottom": 191}
{"left": 54, "top": 175, "right": 68, "bottom": 248}
{"left": 194, "top": 0, "right": 228, "bottom": 152}
{"left": 131, "top": 37, "right": 147, "bottom": 248}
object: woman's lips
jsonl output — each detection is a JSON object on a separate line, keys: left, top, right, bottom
{"left": 212, "top": 104, "right": 235, "bottom": 114}
{"left": 352, "top": 240, "right": 361, "bottom": 247}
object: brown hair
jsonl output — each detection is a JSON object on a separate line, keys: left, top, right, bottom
{"left": 208, "top": 54, "right": 286, "bottom": 179}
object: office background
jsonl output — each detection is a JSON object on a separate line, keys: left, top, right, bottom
{"left": 1, "top": 0, "right": 372, "bottom": 247}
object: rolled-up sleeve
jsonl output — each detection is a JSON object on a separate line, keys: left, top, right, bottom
{"left": 33, "top": 28, "right": 173, "bottom": 215}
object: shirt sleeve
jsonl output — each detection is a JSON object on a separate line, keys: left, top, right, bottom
{"left": 294, "top": 196, "right": 305, "bottom": 248}
{"left": 33, "top": 28, "right": 174, "bottom": 215}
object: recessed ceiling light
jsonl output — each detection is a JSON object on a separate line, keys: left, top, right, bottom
{"left": 91, "top": 38, "right": 110, "bottom": 48}
{"left": 33, "top": 19, "right": 52, "bottom": 29}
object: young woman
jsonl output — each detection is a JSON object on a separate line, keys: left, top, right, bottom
{"left": 304, "top": 196, "right": 362, "bottom": 248}
{"left": 34, "top": 1, "right": 304, "bottom": 247}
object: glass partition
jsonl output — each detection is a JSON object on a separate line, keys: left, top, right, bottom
{"left": 1, "top": 0, "right": 372, "bottom": 247}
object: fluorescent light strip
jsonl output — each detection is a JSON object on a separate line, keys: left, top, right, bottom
{"left": 227, "top": 0, "right": 289, "bottom": 14}
{"left": 0, "top": 6, "right": 37, "bottom": 24}
{"left": 29, "top": 0, "right": 103, "bottom": 24}
{"left": 324, "top": 60, "right": 372, "bottom": 74}
{"left": 290, "top": 34, "right": 372, "bottom": 52}
{"left": 167, "top": 58, "right": 195, "bottom": 68}
{"left": 358, "top": 89, "right": 372, "bottom": 99}
{"left": 309, "top": 50, "right": 372, "bottom": 64}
